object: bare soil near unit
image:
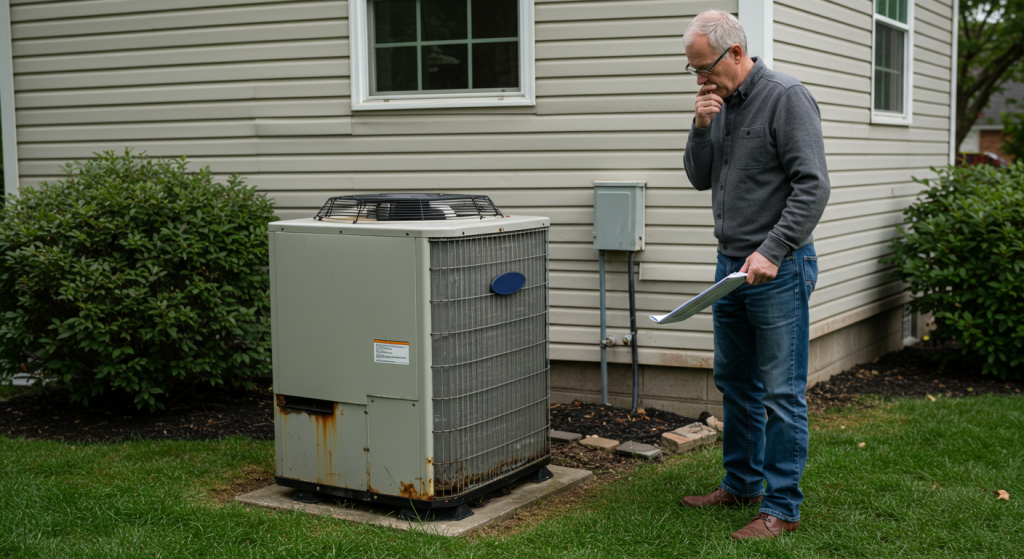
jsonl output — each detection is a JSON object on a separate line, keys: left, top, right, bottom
{"left": 548, "top": 401, "right": 701, "bottom": 445}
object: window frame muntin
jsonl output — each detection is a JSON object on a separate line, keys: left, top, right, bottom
{"left": 870, "top": 1, "right": 914, "bottom": 125}
{"left": 351, "top": 0, "right": 535, "bottom": 111}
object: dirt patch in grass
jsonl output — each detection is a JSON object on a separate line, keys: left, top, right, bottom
{"left": 209, "top": 464, "right": 276, "bottom": 504}
{"left": 473, "top": 442, "right": 672, "bottom": 540}
{"left": 471, "top": 474, "right": 595, "bottom": 540}
{"left": 475, "top": 405, "right": 693, "bottom": 537}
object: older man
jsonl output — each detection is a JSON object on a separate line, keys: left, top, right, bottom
{"left": 679, "top": 10, "right": 830, "bottom": 540}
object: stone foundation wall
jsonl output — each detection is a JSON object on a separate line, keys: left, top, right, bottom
{"left": 550, "top": 306, "right": 909, "bottom": 418}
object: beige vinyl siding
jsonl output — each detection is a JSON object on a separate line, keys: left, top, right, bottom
{"left": 8, "top": 0, "right": 952, "bottom": 369}
{"left": 774, "top": 0, "right": 954, "bottom": 328}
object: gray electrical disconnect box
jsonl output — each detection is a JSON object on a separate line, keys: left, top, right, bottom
{"left": 593, "top": 181, "right": 645, "bottom": 251}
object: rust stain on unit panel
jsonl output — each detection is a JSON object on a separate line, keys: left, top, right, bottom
{"left": 275, "top": 395, "right": 342, "bottom": 486}
{"left": 435, "top": 454, "right": 544, "bottom": 496}
{"left": 313, "top": 404, "right": 339, "bottom": 485}
{"left": 399, "top": 481, "right": 423, "bottom": 500}
{"left": 274, "top": 404, "right": 286, "bottom": 478}
{"left": 426, "top": 457, "right": 434, "bottom": 498}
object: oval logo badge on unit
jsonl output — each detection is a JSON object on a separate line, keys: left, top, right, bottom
{"left": 491, "top": 272, "right": 526, "bottom": 295}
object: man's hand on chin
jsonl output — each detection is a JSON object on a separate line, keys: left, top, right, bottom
{"left": 739, "top": 251, "right": 778, "bottom": 285}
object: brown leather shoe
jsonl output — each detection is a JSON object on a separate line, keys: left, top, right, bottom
{"left": 679, "top": 487, "right": 763, "bottom": 507}
{"left": 731, "top": 512, "right": 799, "bottom": 540}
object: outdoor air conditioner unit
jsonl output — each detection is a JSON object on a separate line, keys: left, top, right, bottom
{"left": 269, "top": 193, "right": 552, "bottom": 520}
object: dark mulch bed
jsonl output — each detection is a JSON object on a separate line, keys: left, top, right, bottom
{"left": 807, "top": 345, "right": 1024, "bottom": 413}
{"left": 548, "top": 402, "right": 701, "bottom": 445}
{"left": 3, "top": 345, "right": 1022, "bottom": 445}
{"left": 0, "top": 378, "right": 274, "bottom": 443}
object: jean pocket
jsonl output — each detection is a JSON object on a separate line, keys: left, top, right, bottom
{"left": 803, "top": 256, "right": 818, "bottom": 289}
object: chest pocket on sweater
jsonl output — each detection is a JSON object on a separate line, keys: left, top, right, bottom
{"left": 736, "top": 126, "right": 767, "bottom": 169}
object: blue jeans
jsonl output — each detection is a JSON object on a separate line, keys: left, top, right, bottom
{"left": 711, "top": 243, "right": 817, "bottom": 522}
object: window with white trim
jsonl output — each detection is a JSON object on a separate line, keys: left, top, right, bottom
{"left": 349, "top": 0, "right": 535, "bottom": 111}
{"left": 871, "top": 0, "right": 914, "bottom": 125}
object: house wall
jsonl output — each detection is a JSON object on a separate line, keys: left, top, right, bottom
{"left": 979, "top": 130, "right": 1012, "bottom": 161}
{"left": 7, "top": 0, "right": 954, "bottom": 413}
{"left": 552, "top": 303, "right": 906, "bottom": 417}
{"left": 766, "top": 0, "right": 954, "bottom": 377}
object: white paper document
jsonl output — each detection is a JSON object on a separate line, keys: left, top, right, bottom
{"left": 649, "top": 272, "right": 748, "bottom": 325}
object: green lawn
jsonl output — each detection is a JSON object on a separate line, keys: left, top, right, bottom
{"left": 1, "top": 395, "right": 1021, "bottom": 558}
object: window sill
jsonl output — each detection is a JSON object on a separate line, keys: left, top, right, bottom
{"left": 352, "top": 96, "right": 535, "bottom": 112}
{"left": 871, "top": 112, "right": 913, "bottom": 126}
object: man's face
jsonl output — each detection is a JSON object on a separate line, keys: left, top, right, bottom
{"left": 684, "top": 34, "right": 741, "bottom": 98}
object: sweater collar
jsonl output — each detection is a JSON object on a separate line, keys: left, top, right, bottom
{"left": 737, "top": 57, "right": 766, "bottom": 100}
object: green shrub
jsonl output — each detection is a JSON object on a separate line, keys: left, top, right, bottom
{"left": 0, "top": 150, "right": 277, "bottom": 410}
{"left": 883, "top": 162, "right": 1024, "bottom": 379}
{"left": 1002, "top": 107, "right": 1024, "bottom": 162}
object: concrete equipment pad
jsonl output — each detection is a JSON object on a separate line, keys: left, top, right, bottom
{"left": 235, "top": 465, "right": 593, "bottom": 537}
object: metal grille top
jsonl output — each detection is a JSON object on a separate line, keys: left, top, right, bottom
{"left": 314, "top": 193, "right": 503, "bottom": 222}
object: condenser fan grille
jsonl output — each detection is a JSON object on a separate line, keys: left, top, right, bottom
{"left": 314, "top": 193, "right": 503, "bottom": 222}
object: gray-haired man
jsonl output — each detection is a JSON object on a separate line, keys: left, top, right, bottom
{"left": 678, "top": 10, "right": 830, "bottom": 540}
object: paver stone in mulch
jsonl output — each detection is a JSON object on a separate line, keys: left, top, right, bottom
{"left": 616, "top": 441, "right": 661, "bottom": 459}
{"left": 550, "top": 430, "right": 583, "bottom": 443}
{"left": 579, "top": 436, "right": 620, "bottom": 452}
{"left": 661, "top": 432, "right": 697, "bottom": 452}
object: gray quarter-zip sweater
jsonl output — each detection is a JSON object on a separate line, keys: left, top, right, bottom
{"left": 684, "top": 57, "right": 830, "bottom": 266}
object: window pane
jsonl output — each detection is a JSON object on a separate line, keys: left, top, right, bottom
{"left": 374, "top": 0, "right": 417, "bottom": 44}
{"left": 874, "top": 21, "right": 904, "bottom": 113}
{"left": 421, "top": 0, "right": 467, "bottom": 41}
{"left": 472, "top": 41, "right": 518, "bottom": 89}
{"left": 472, "top": 0, "right": 518, "bottom": 39}
{"left": 376, "top": 46, "right": 419, "bottom": 92}
{"left": 875, "top": 0, "right": 907, "bottom": 23}
{"left": 422, "top": 43, "right": 468, "bottom": 89}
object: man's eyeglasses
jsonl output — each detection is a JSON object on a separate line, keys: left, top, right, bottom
{"left": 684, "top": 48, "right": 731, "bottom": 77}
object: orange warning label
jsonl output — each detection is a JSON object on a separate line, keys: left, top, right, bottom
{"left": 373, "top": 339, "right": 410, "bottom": 365}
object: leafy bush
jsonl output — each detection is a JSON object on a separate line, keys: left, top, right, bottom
{"left": 1002, "top": 106, "right": 1024, "bottom": 162}
{"left": 883, "top": 162, "right": 1024, "bottom": 379}
{"left": 0, "top": 150, "right": 276, "bottom": 409}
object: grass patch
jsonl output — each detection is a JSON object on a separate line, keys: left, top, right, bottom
{"left": 1, "top": 395, "right": 1022, "bottom": 558}
{"left": 0, "top": 384, "right": 41, "bottom": 402}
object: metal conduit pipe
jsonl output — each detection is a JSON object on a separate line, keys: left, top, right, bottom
{"left": 628, "top": 251, "right": 639, "bottom": 413}
{"left": 599, "top": 250, "right": 608, "bottom": 406}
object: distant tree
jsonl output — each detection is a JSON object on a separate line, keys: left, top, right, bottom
{"left": 955, "top": 0, "right": 1024, "bottom": 152}
{"left": 1002, "top": 100, "right": 1024, "bottom": 160}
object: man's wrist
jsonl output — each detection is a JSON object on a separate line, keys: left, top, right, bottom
{"left": 755, "top": 236, "right": 789, "bottom": 267}
{"left": 689, "top": 120, "right": 713, "bottom": 141}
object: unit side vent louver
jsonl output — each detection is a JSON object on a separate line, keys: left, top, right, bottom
{"left": 314, "top": 193, "right": 503, "bottom": 222}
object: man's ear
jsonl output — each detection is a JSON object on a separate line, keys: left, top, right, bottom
{"left": 730, "top": 44, "right": 744, "bottom": 63}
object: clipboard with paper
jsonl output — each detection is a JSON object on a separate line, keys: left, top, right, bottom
{"left": 649, "top": 272, "right": 748, "bottom": 325}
